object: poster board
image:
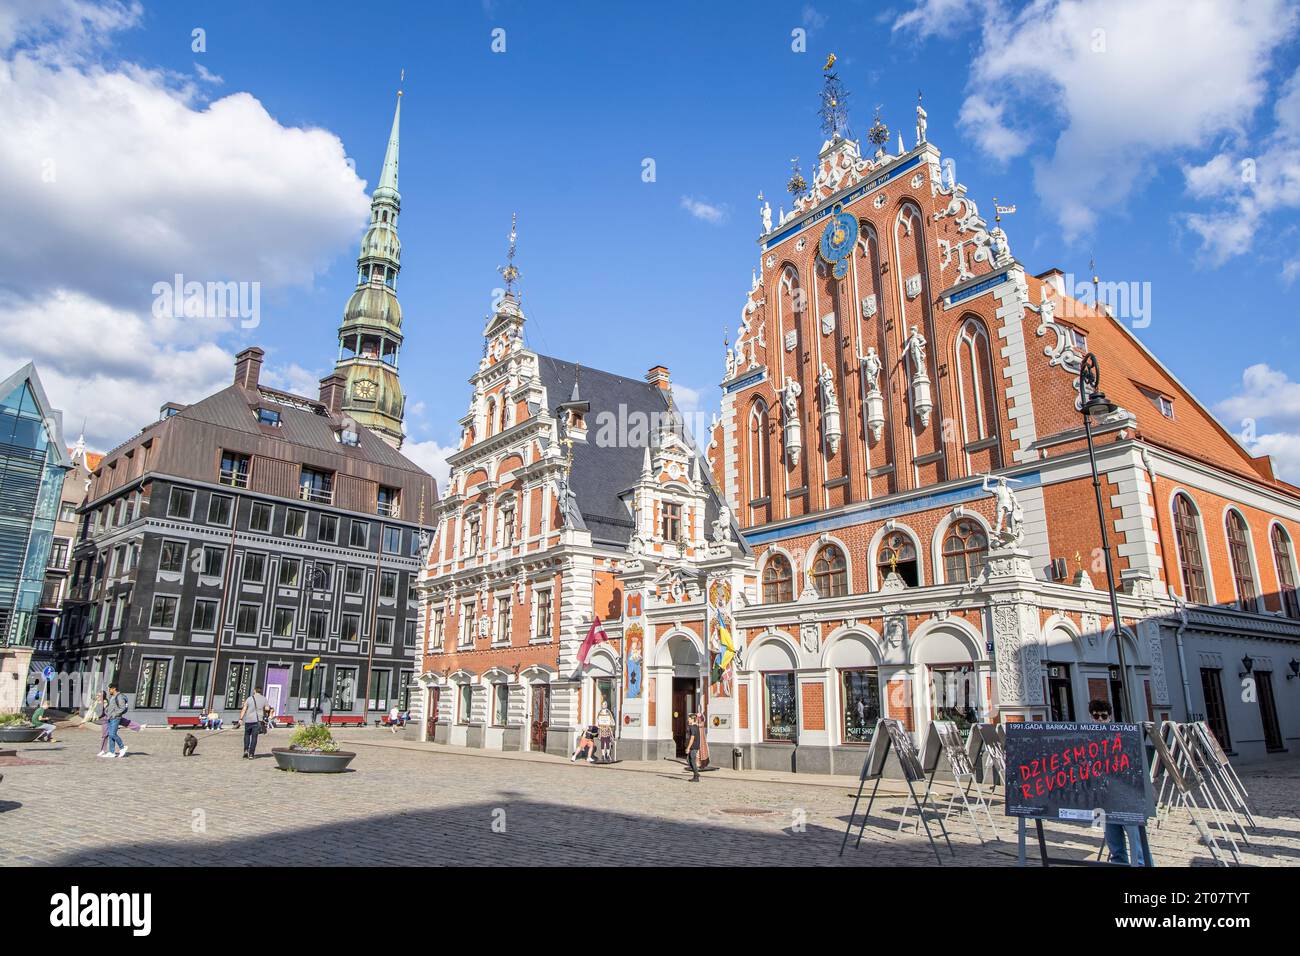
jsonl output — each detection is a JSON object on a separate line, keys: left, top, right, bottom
{"left": 1146, "top": 721, "right": 1195, "bottom": 794}
{"left": 1192, "top": 721, "right": 1231, "bottom": 768}
{"left": 923, "top": 719, "right": 975, "bottom": 776}
{"left": 858, "top": 718, "right": 924, "bottom": 782}
{"left": 1003, "top": 721, "right": 1154, "bottom": 826}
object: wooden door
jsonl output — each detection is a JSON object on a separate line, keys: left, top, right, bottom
{"left": 530, "top": 684, "right": 550, "bottom": 752}
{"left": 672, "top": 678, "right": 696, "bottom": 757}
{"left": 425, "top": 687, "right": 440, "bottom": 740}
{"left": 1257, "top": 671, "right": 1283, "bottom": 751}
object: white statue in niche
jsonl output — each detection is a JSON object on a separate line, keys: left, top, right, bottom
{"left": 819, "top": 363, "right": 842, "bottom": 454}
{"left": 780, "top": 377, "right": 803, "bottom": 466}
{"left": 905, "top": 325, "right": 927, "bottom": 372}
{"left": 982, "top": 474, "right": 1025, "bottom": 546}
{"left": 862, "top": 347, "right": 882, "bottom": 392}
{"left": 761, "top": 199, "right": 772, "bottom": 233}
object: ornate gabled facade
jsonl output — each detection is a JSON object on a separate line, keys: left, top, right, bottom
{"left": 413, "top": 276, "right": 753, "bottom": 758}
{"left": 334, "top": 87, "right": 407, "bottom": 449}
{"left": 704, "top": 78, "right": 1300, "bottom": 771}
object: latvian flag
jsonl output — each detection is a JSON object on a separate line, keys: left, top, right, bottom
{"left": 577, "top": 617, "right": 610, "bottom": 666}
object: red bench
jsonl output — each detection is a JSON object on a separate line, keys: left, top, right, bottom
{"left": 270, "top": 715, "right": 296, "bottom": 728}
{"left": 322, "top": 714, "right": 365, "bottom": 727}
{"left": 379, "top": 715, "right": 407, "bottom": 727}
{"left": 166, "top": 716, "right": 202, "bottom": 729}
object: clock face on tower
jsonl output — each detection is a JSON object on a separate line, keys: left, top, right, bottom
{"left": 354, "top": 378, "right": 377, "bottom": 400}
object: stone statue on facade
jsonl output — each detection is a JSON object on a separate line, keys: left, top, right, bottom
{"left": 982, "top": 474, "right": 1024, "bottom": 546}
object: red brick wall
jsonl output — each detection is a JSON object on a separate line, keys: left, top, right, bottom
{"left": 802, "top": 682, "right": 826, "bottom": 731}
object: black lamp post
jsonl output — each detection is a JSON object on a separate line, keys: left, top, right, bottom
{"left": 1079, "top": 352, "right": 1134, "bottom": 721}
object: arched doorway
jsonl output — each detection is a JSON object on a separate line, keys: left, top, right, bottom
{"left": 663, "top": 633, "right": 703, "bottom": 757}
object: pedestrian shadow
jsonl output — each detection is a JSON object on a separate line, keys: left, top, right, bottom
{"left": 0, "top": 800, "right": 21, "bottom": 814}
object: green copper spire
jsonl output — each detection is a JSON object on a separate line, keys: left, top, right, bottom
{"left": 374, "top": 84, "right": 401, "bottom": 203}
{"left": 333, "top": 78, "right": 407, "bottom": 449}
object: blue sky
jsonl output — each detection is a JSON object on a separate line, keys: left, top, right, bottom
{"left": 5, "top": 0, "right": 1300, "bottom": 486}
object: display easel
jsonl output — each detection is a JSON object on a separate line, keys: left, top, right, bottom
{"left": 1147, "top": 721, "right": 1237, "bottom": 864}
{"left": 904, "top": 721, "right": 1000, "bottom": 843}
{"left": 839, "top": 718, "right": 954, "bottom": 863}
{"left": 967, "top": 722, "right": 1007, "bottom": 790}
{"left": 1188, "top": 721, "right": 1256, "bottom": 831}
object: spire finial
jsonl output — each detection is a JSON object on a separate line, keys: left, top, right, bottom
{"left": 497, "top": 212, "right": 521, "bottom": 294}
{"left": 818, "top": 53, "right": 850, "bottom": 139}
{"left": 398, "top": 68, "right": 405, "bottom": 97}
{"left": 786, "top": 156, "right": 807, "bottom": 198}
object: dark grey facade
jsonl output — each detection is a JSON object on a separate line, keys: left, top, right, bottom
{"left": 55, "top": 348, "right": 435, "bottom": 722}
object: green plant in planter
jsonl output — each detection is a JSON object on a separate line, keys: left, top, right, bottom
{"left": 289, "top": 722, "right": 339, "bottom": 753}
{"left": 0, "top": 712, "right": 24, "bottom": 727}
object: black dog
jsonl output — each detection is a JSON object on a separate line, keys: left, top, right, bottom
{"left": 182, "top": 733, "right": 198, "bottom": 756}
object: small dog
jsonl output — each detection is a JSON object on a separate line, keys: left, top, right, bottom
{"left": 182, "top": 733, "right": 199, "bottom": 757}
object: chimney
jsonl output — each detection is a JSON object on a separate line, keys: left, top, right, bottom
{"left": 234, "top": 347, "right": 265, "bottom": 390}
{"left": 645, "top": 365, "right": 671, "bottom": 393}
{"left": 1036, "top": 268, "right": 1067, "bottom": 298}
{"left": 318, "top": 373, "right": 346, "bottom": 417}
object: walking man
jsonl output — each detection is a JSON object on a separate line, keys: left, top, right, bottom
{"left": 103, "top": 683, "right": 130, "bottom": 758}
{"left": 685, "top": 713, "right": 701, "bottom": 783}
{"left": 240, "top": 685, "right": 270, "bottom": 759}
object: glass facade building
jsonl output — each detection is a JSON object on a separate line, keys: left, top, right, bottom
{"left": 0, "top": 365, "right": 69, "bottom": 649}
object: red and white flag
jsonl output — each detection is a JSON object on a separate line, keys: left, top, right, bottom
{"left": 577, "top": 617, "right": 610, "bottom": 666}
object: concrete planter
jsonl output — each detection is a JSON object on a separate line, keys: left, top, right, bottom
{"left": 271, "top": 747, "right": 356, "bottom": 773}
{"left": 0, "top": 726, "right": 43, "bottom": 743}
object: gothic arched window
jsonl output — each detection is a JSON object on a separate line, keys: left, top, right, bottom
{"left": 955, "top": 318, "right": 998, "bottom": 444}
{"left": 1172, "top": 493, "right": 1208, "bottom": 603}
{"left": 762, "top": 553, "right": 793, "bottom": 604}
{"left": 943, "top": 519, "right": 989, "bottom": 584}
{"left": 749, "top": 400, "right": 770, "bottom": 502}
{"left": 1271, "top": 524, "right": 1300, "bottom": 619}
{"left": 877, "top": 531, "right": 919, "bottom": 587}
{"left": 812, "top": 544, "right": 848, "bottom": 598}
{"left": 1225, "top": 510, "right": 1257, "bottom": 610}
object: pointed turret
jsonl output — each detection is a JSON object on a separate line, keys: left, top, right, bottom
{"left": 333, "top": 82, "right": 408, "bottom": 449}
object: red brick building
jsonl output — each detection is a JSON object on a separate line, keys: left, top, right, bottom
{"left": 415, "top": 100, "right": 1300, "bottom": 770}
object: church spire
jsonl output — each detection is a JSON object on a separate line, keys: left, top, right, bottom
{"left": 332, "top": 77, "right": 409, "bottom": 450}
{"left": 375, "top": 73, "right": 402, "bottom": 202}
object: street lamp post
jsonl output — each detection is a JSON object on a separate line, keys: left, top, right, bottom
{"left": 1079, "top": 352, "right": 1134, "bottom": 722}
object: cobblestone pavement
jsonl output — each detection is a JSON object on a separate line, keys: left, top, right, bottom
{"left": 1, "top": 724, "right": 1297, "bottom": 867}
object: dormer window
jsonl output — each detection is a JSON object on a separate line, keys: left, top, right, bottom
{"left": 1137, "top": 384, "right": 1175, "bottom": 419}
{"left": 337, "top": 426, "right": 360, "bottom": 447}
{"left": 1066, "top": 327, "right": 1087, "bottom": 352}
{"left": 257, "top": 407, "right": 281, "bottom": 427}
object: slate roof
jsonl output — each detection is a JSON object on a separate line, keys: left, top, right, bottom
{"left": 535, "top": 354, "right": 733, "bottom": 548}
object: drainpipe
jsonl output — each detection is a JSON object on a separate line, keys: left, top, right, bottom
{"left": 1172, "top": 595, "right": 1194, "bottom": 718}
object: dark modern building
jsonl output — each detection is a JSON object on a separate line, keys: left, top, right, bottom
{"left": 55, "top": 347, "right": 436, "bottom": 721}
{"left": 0, "top": 363, "right": 70, "bottom": 712}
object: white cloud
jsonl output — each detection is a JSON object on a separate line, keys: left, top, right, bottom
{"left": 1177, "top": 66, "right": 1300, "bottom": 264}
{"left": 802, "top": 6, "right": 828, "bottom": 30}
{"left": 679, "top": 196, "right": 728, "bottom": 225}
{"left": 262, "top": 361, "right": 323, "bottom": 398}
{"left": 892, "top": 0, "right": 989, "bottom": 39}
{"left": 957, "top": 94, "right": 1027, "bottom": 163}
{"left": 0, "top": 5, "right": 370, "bottom": 452}
{"left": 401, "top": 438, "right": 456, "bottom": 495}
{"left": 1215, "top": 363, "right": 1300, "bottom": 432}
{"left": 896, "top": 0, "right": 1297, "bottom": 240}
{"left": 1214, "top": 363, "right": 1300, "bottom": 483}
